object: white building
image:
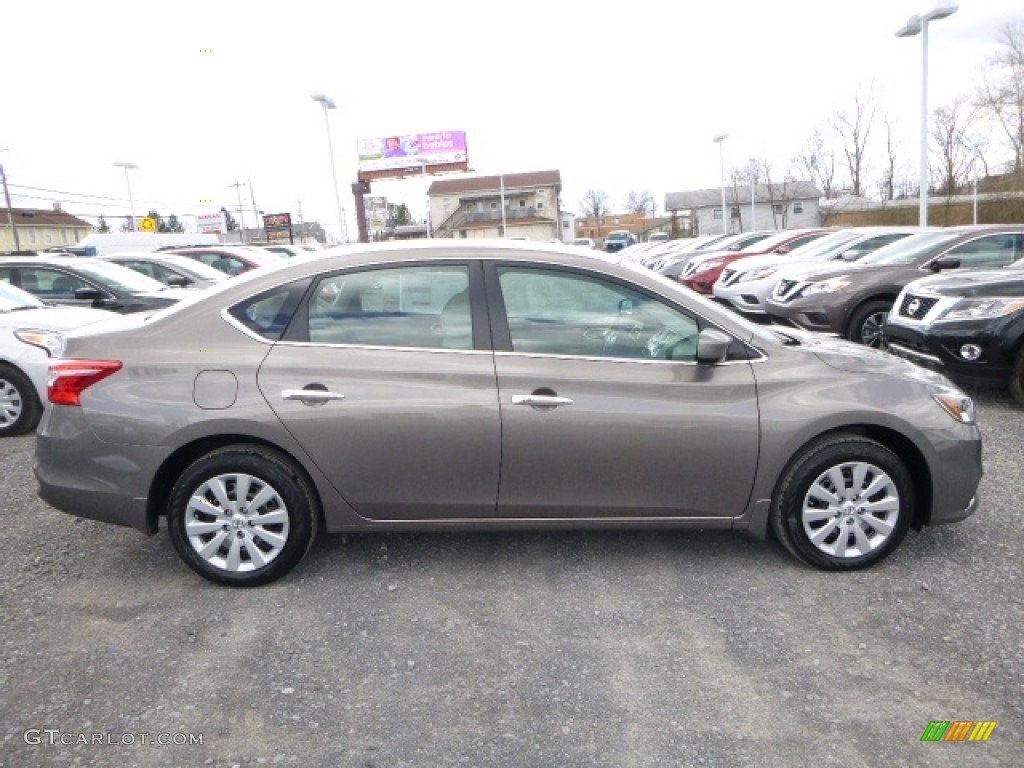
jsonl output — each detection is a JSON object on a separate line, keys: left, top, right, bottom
{"left": 666, "top": 181, "right": 823, "bottom": 235}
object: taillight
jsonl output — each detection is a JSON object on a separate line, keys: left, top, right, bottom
{"left": 48, "top": 360, "right": 123, "bottom": 406}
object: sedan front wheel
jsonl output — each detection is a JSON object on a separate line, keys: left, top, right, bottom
{"left": 168, "top": 446, "right": 318, "bottom": 586}
{"left": 771, "top": 435, "right": 913, "bottom": 570}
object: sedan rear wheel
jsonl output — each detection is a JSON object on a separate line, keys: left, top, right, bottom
{"left": 771, "top": 435, "right": 913, "bottom": 570}
{"left": 0, "top": 364, "right": 42, "bottom": 437}
{"left": 168, "top": 446, "right": 318, "bottom": 586}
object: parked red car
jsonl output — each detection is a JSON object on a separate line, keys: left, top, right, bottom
{"left": 678, "top": 228, "right": 833, "bottom": 294}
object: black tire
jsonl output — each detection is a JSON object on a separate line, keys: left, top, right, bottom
{"left": 167, "top": 445, "right": 318, "bottom": 586}
{"left": 770, "top": 435, "right": 914, "bottom": 570}
{"left": 846, "top": 300, "right": 893, "bottom": 349}
{"left": 1008, "top": 347, "right": 1024, "bottom": 407}
{"left": 0, "top": 364, "right": 43, "bottom": 437}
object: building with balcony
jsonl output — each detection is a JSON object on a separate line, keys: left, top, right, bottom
{"left": 429, "top": 170, "right": 563, "bottom": 241}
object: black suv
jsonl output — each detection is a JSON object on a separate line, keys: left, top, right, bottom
{"left": 885, "top": 258, "right": 1024, "bottom": 405}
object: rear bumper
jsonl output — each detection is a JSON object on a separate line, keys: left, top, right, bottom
{"left": 33, "top": 407, "right": 169, "bottom": 535}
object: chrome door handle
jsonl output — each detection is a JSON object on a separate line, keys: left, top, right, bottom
{"left": 281, "top": 389, "right": 345, "bottom": 401}
{"left": 511, "top": 395, "right": 573, "bottom": 407}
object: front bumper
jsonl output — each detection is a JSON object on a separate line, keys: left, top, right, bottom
{"left": 765, "top": 298, "right": 846, "bottom": 333}
{"left": 884, "top": 321, "right": 1014, "bottom": 388}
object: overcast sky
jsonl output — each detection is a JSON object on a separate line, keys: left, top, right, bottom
{"left": 1, "top": 0, "right": 1021, "bottom": 240}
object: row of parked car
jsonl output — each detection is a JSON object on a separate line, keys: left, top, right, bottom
{"left": 614, "top": 225, "right": 1024, "bottom": 405}
{"left": 0, "top": 244, "right": 315, "bottom": 436}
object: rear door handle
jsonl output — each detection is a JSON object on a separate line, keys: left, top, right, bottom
{"left": 281, "top": 389, "right": 345, "bottom": 402}
{"left": 511, "top": 395, "right": 574, "bottom": 407}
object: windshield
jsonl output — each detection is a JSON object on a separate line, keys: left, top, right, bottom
{"left": 158, "top": 255, "right": 229, "bottom": 280}
{"left": 0, "top": 280, "right": 46, "bottom": 310}
{"left": 781, "top": 230, "right": 863, "bottom": 260}
{"left": 738, "top": 230, "right": 815, "bottom": 253}
{"left": 855, "top": 231, "right": 962, "bottom": 267}
{"left": 73, "top": 260, "right": 170, "bottom": 292}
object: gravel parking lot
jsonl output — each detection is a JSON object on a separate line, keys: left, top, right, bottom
{"left": 2, "top": 387, "right": 1021, "bottom": 767}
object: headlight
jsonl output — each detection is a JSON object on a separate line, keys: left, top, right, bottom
{"left": 14, "top": 329, "right": 66, "bottom": 358}
{"left": 935, "top": 297, "right": 1024, "bottom": 322}
{"left": 932, "top": 392, "right": 976, "bottom": 425}
{"left": 737, "top": 267, "right": 777, "bottom": 283}
{"left": 691, "top": 261, "right": 718, "bottom": 275}
{"left": 800, "top": 276, "right": 851, "bottom": 297}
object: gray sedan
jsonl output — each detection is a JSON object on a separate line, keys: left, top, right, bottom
{"left": 34, "top": 242, "right": 982, "bottom": 586}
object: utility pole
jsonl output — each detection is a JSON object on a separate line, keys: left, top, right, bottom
{"left": 248, "top": 178, "right": 261, "bottom": 235}
{"left": 230, "top": 180, "right": 247, "bottom": 243}
{"left": 0, "top": 158, "right": 21, "bottom": 251}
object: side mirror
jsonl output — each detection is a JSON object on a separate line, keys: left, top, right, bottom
{"left": 930, "top": 255, "right": 961, "bottom": 272}
{"left": 166, "top": 274, "right": 189, "bottom": 287}
{"left": 73, "top": 287, "right": 103, "bottom": 301}
{"left": 838, "top": 249, "right": 862, "bottom": 261}
{"left": 776, "top": 245, "right": 791, "bottom": 255}
{"left": 696, "top": 328, "right": 733, "bottom": 365}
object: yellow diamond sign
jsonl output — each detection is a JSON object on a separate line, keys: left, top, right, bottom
{"left": 139, "top": 216, "right": 157, "bottom": 233}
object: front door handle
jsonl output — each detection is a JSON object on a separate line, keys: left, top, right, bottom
{"left": 511, "top": 395, "right": 574, "bottom": 407}
{"left": 281, "top": 389, "right": 345, "bottom": 402}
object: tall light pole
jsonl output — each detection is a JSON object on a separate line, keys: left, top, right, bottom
{"left": 311, "top": 92, "right": 349, "bottom": 244}
{"left": 896, "top": 3, "right": 959, "bottom": 228}
{"left": 112, "top": 161, "right": 138, "bottom": 231}
{"left": 415, "top": 157, "right": 431, "bottom": 239}
{"left": 712, "top": 133, "right": 729, "bottom": 235}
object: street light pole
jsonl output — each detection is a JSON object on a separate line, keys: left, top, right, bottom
{"left": 311, "top": 92, "right": 349, "bottom": 244}
{"left": 896, "top": 3, "right": 959, "bottom": 228}
{"left": 112, "top": 161, "right": 138, "bottom": 231}
{"left": 416, "top": 158, "right": 431, "bottom": 239}
{"left": 713, "top": 133, "right": 729, "bottom": 235}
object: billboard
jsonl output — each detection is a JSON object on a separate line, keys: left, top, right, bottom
{"left": 357, "top": 130, "right": 468, "bottom": 179}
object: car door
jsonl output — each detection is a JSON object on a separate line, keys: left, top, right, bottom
{"left": 12, "top": 266, "right": 113, "bottom": 308}
{"left": 257, "top": 261, "right": 502, "bottom": 521}
{"left": 485, "top": 263, "right": 760, "bottom": 519}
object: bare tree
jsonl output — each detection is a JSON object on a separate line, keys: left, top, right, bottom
{"left": 795, "top": 130, "right": 837, "bottom": 200}
{"left": 878, "top": 118, "right": 900, "bottom": 201}
{"left": 931, "top": 97, "right": 984, "bottom": 196}
{"left": 579, "top": 188, "right": 611, "bottom": 219}
{"left": 830, "top": 84, "right": 879, "bottom": 196}
{"left": 624, "top": 189, "right": 656, "bottom": 216}
{"left": 977, "top": 21, "right": 1024, "bottom": 173}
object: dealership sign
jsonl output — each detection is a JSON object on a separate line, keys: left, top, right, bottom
{"left": 196, "top": 212, "right": 226, "bottom": 234}
{"left": 356, "top": 130, "right": 468, "bottom": 178}
{"left": 263, "top": 212, "right": 293, "bottom": 244}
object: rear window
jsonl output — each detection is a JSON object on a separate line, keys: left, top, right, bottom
{"left": 228, "top": 279, "right": 311, "bottom": 340}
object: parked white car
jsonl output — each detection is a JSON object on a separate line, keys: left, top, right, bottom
{"left": 0, "top": 281, "right": 116, "bottom": 436}
{"left": 712, "top": 227, "right": 922, "bottom": 319}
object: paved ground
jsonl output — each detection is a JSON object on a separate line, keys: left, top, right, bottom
{"left": 1, "top": 387, "right": 1021, "bottom": 767}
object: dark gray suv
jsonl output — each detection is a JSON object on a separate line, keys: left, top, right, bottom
{"left": 765, "top": 227, "right": 1024, "bottom": 348}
